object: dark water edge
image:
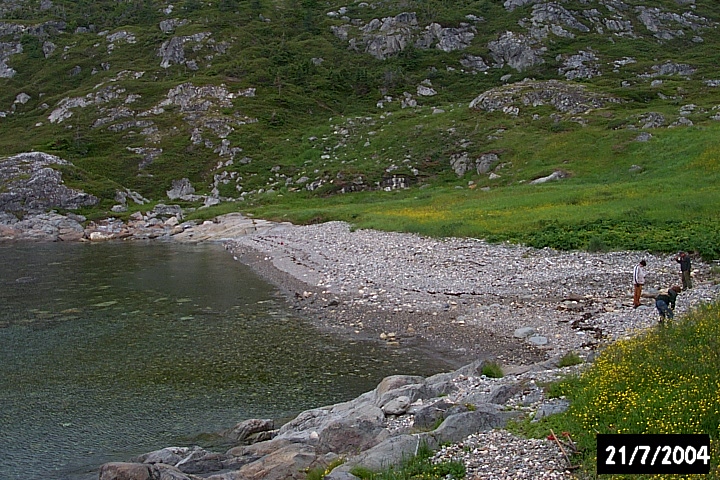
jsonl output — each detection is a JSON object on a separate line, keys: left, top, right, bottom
{"left": 0, "top": 241, "right": 452, "bottom": 480}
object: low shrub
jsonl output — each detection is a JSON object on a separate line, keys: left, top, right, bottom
{"left": 481, "top": 361, "right": 504, "bottom": 378}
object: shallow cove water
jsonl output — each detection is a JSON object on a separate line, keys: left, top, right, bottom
{"left": 0, "top": 242, "right": 452, "bottom": 480}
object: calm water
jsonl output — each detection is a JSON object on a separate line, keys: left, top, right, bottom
{"left": 0, "top": 242, "right": 451, "bottom": 480}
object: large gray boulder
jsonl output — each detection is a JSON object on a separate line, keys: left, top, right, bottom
{"left": 331, "top": 435, "right": 423, "bottom": 474}
{"left": 421, "top": 404, "right": 523, "bottom": 448}
{"left": 222, "top": 418, "right": 276, "bottom": 444}
{"left": 488, "top": 31, "right": 545, "bottom": 72}
{"left": 234, "top": 443, "right": 324, "bottom": 480}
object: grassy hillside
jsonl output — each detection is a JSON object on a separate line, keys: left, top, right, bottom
{"left": 1, "top": 0, "right": 719, "bottom": 257}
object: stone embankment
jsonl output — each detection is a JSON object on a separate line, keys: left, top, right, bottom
{"left": 99, "top": 358, "right": 582, "bottom": 480}
{"left": 93, "top": 218, "right": 718, "bottom": 480}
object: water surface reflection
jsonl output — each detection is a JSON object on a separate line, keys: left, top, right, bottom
{"left": 0, "top": 242, "right": 450, "bottom": 480}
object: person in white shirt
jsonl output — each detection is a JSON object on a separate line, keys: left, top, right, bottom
{"left": 633, "top": 259, "right": 646, "bottom": 308}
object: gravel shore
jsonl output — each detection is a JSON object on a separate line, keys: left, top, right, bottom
{"left": 227, "top": 220, "right": 719, "bottom": 368}
{"left": 222, "top": 219, "right": 719, "bottom": 478}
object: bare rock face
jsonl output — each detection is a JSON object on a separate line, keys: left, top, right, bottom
{"left": 635, "top": 5, "right": 711, "bottom": 40}
{"left": 335, "top": 12, "right": 476, "bottom": 60}
{"left": 558, "top": 49, "right": 601, "bottom": 80}
{"left": 488, "top": 31, "right": 545, "bottom": 72}
{"left": 504, "top": 0, "right": 540, "bottom": 11}
{"left": 469, "top": 79, "right": 620, "bottom": 116}
{"left": 158, "top": 32, "right": 211, "bottom": 68}
{"left": 0, "top": 152, "right": 98, "bottom": 214}
{"left": 0, "top": 41, "right": 23, "bottom": 78}
{"left": 166, "top": 178, "right": 197, "bottom": 200}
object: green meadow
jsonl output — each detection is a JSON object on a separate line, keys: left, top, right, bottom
{"left": 201, "top": 122, "right": 720, "bottom": 260}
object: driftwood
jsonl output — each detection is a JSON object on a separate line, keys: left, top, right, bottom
{"left": 549, "top": 429, "right": 581, "bottom": 471}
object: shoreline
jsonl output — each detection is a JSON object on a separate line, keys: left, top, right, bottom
{"left": 222, "top": 218, "right": 720, "bottom": 371}
{"left": 94, "top": 214, "right": 719, "bottom": 479}
{"left": 5, "top": 208, "right": 719, "bottom": 371}
{"left": 228, "top": 244, "right": 546, "bottom": 370}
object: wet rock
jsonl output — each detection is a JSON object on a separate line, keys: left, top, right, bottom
{"left": 223, "top": 418, "right": 276, "bottom": 444}
{"left": 99, "top": 462, "right": 154, "bottom": 480}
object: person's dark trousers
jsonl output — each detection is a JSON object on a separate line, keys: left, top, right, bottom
{"left": 656, "top": 299, "right": 673, "bottom": 321}
{"left": 681, "top": 270, "right": 692, "bottom": 290}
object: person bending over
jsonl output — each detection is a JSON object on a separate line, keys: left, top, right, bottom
{"left": 655, "top": 286, "right": 681, "bottom": 323}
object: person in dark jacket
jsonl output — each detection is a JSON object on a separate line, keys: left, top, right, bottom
{"left": 675, "top": 251, "right": 692, "bottom": 290}
{"left": 655, "top": 286, "right": 682, "bottom": 323}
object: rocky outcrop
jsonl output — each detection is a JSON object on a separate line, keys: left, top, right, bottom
{"left": 334, "top": 12, "right": 478, "bottom": 60}
{"left": 0, "top": 20, "right": 67, "bottom": 77}
{"left": 0, "top": 211, "right": 86, "bottom": 242}
{"left": 97, "top": 358, "right": 571, "bottom": 480}
{"left": 449, "top": 153, "right": 500, "bottom": 177}
{"left": 558, "top": 49, "right": 601, "bottom": 80}
{"left": 0, "top": 152, "right": 98, "bottom": 214}
{"left": 469, "top": 79, "right": 620, "bottom": 116}
{"left": 158, "top": 32, "right": 211, "bottom": 69}
{"left": 635, "top": 5, "right": 711, "bottom": 40}
{"left": 488, "top": 31, "right": 545, "bottom": 72}
{"left": 0, "top": 40, "right": 22, "bottom": 78}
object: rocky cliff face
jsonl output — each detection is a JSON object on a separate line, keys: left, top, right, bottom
{"left": 0, "top": 152, "right": 97, "bottom": 213}
{"left": 0, "top": 0, "right": 718, "bottom": 225}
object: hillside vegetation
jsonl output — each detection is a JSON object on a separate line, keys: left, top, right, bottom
{"left": 1, "top": 0, "right": 719, "bottom": 257}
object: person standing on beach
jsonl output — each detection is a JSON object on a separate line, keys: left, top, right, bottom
{"left": 676, "top": 251, "right": 692, "bottom": 290}
{"left": 633, "top": 259, "right": 646, "bottom": 308}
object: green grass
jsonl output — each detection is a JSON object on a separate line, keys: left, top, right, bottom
{"left": 513, "top": 301, "right": 720, "bottom": 479}
{"left": 557, "top": 351, "right": 583, "bottom": 368}
{"left": 481, "top": 361, "right": 504, "bottom": 379}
